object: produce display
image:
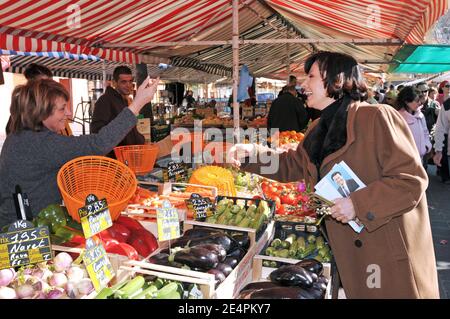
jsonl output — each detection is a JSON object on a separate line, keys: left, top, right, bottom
{"left": 275, "top": 131, "right": 305, "bottom": 145}
{"left": 96, "top": 275, "right": 203, "bottom": 299}
{"left": 60, "top": 216, "right": 158, "bottom": 260}
{"left": 237, "top": 259, "right": 329, "bottom": 299}
{"left": 261, "top": 180, "right": 317, "bottom": 223}
{"left": 228, "top": 167, "right": 262, "bottom": 195}
{"left": 149, "top": 227, "right": 250, "bottom": 287}
{"left": 187, "top": 165, "right": 236, "bottom": 197}
{"left": 205, "top": 197, "right": 271, "bottom": 231}
{"left": 31, "top": 204, "right": 84, "bottom": 245}
{"left": 0, "top": 252, "right": 94, "bottom": 299}
{"left": 263, "top": 233, "right": 332, "bottom": 264}
{"left": 247, "top": 116, "right": 267, "bottom": 128}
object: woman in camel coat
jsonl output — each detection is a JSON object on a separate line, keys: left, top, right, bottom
{"left": 228, "top": 51, "right": 439, "bottom": 298}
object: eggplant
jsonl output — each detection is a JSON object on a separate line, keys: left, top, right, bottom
{"left": 149, "top": 253, "right": 184, "bottom": 268}
{"left": 173, "top": 246, "right": 219, "bottom": 270}
{"left": 311, "top": 281, "right": 327, "bottom": 299}
{"left": 207, "top": 269, "right": 226, "bottom": 287}
{"left": 226, "top": 247, "right": 245, "bottom": 260}
{"left": 240, "top": 281, "right": 279, "bottom": 292}
{"left": 174, "top": 234, "right": 232, "bottom": 252}
{"left": 295, "top": 259, "right": 324, "bottom": 276}
{"left": 249, "top": 287, "right": 307, "bottom": 299}
{"left": 229, "top": 233, "right": 250, "bottom": 250}
{"left": 269, "top": 265, "right": 314, "bottom": 289}
{"left": 317, "top": 276, "right": 329, "bottom": 286}
{"left": 216, "top": 263, "right": 233, "bottom": 277}
{"left": 184, "top": 228, "right": 224, "bottom": 239}
{"left": 223, "top": 256, "right": 239, "bottom": 269}
{"left": 193, "top": 243, "right": 226, "bottom": 262}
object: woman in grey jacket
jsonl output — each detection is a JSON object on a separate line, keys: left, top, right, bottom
{"left": 0, "top": 77, "right": 158, "bottom": 227}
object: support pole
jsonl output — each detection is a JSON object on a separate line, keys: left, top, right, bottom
{"left": 286, "top": 29, "right": 291, "bottom": 83}
{"left": 232, "top": 0, "right": 239, "bottom": 143}
{"left": 102, "top": 60, "right": 107, "bottom": 93}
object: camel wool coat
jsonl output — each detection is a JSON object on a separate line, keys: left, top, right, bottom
{"left": 242, "top": 102, "right": 439, "bottom": 298}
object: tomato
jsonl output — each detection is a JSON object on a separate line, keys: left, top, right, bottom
{"left": 277, "top": 204, "right": 287, "bottom": 215}
{"left": 281, "top": 193, "right": 297, "bottom": 206}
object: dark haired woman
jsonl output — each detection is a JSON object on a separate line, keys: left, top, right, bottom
{"left": 396, "top": 86, "right": 431, "bottom": 162}
{"left": 228, "top": 51, "right": 439, "bottom": 298}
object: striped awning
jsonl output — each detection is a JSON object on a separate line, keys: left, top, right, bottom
{"left": 0, "top": 0, "right": 447, "bottom": 79}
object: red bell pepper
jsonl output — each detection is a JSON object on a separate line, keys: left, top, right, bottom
{"left": 100, "top": 223, "right": 131, "bottom": 243}
{"left": 129, "top": 237, "right": 151, "bottom": 258}
{"left": 104, "top": 242, "right": 139, "bottom": 260}
{"left": 115, "top": 215, "right": 144, "bottom": 232}
{"left": 131, "top": 229, "right": 158, "bottom": 255}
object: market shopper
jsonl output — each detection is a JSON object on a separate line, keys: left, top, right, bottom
{"left": 267, "top": 84, "right": 309, "bottom": 133}
{"left": 227, "top": 51, "right": 439, "bottom": 298}
{"left": 395, "top": 86, "right": 432, "bottom": 163}
{"left": 90, "top": 66, "right": 145, "bottom": 158}
{"left": 417, "top": 83, "right": 440, "bottom": 133}
{"left": 0, "top": 77, "right": 159, "bottom": 228}
{"left": 433, "top": 98, "right": 450, "bottom": 177}
{"left": 5, "top": 63, "right": 53, "bottom": 135}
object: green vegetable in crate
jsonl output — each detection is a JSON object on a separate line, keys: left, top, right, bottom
{"left": 280, "top": 240, "right": 291, "bottom": 249}
{"left": 265, "top": 246, "right": 275, "bottom": 256}
{"left": 307, "top": 234, "right": 316, "bottom": 244}
{"left": 205, "top": 216, "right": 217, "bottom": 224}
{"left": 247, "top": 204, "right": 257, "bottom": 215}
{"left": 297, "top": 237, "right": 306, "bottom": 252}
{"left": 316, "top": 236, "right": 325, "bottom": 249}
{"left": 277, "top": 249, "right": 290, "bottom": 258}
{"left": 318, "top": 246, "right": 330, "bottom": 258}
{"left": 289, "top": 239, "right": 299, "bottom": 258}
{"left": 155, "top": 282, "right": 182, "bottom": 299}
{"left": 234, "top": 212, "right": 245, "bottom": 225}
{"left": 237, "top": 216, "right": 251, "bottom": 228}
{"left": 298, "top": 242, "right": 317, "bottom": 259}
{"left": 231, "top": 204, "right": 241, "bottom": 214}
{"left": 263, "top": 260, "right": 272, "bottom": 267}
{"left": 270, "top": 261, "right": 278, "bottom": 268}
{"left": 251, "top": 212, "right": 267, "bottom": 230}
{"left": 257, "top": 200, "right": 270, "bottom": 217}
{"left": 271, "top": 238, "right": 283, "bottom": 249}
{"left": 114, "top": 276, "right": 146, "bottom": 299}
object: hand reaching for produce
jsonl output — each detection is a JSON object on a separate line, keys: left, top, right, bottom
{"left": 129, "top": 77, "right": 160, "bottom": 115}
{"left": 226, "top": 143, "right": 256, "bottom": 166}
{"left": 329, "top": 197, "right": 356, "bottom": 224}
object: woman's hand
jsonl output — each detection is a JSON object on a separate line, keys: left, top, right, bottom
{"left": 226, "top": 143, "right": 256, "bottom": 167}
{"left": 433, "top": 151, "right": 442, "bottom": 167}
{"left": 129, "top": 77, "right": 160, "bottom": 115}
{"left": 330, "top": 197, "right": 356, "bottom": 224}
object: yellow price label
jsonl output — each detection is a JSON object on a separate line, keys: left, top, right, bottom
{"left": 156, "top": 201, "right": 180, "bottom": 242}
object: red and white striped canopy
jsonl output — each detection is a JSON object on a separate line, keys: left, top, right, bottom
{"left": 0, "top": 0, "right": 447, "bottom": 76}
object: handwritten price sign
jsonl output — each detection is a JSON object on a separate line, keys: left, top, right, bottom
{"left": 78, "top": 194, "right": 113, "bottom": 238}
{"left": 83, "top": 238, "right": 114, "bottom": 291}
{"left": 156, "top": 200, "right": 181, "bottom": 241}
{"left": 0, "top": 220, "right": 52, "bottom": 269}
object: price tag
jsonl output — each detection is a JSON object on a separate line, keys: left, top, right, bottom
{"left": 83, "top": 237, "right": 114, "bottom": 292}
{"left": 0, "top": 220, "right": 52, "bottom": 269}
{"left": 78, "top": 194, "right": 113, "bottom": 238}
{"left": 164, "top": 161, "right": 188, "bottom": 182}
{"left": 156, "top": 200, "right": 181, "bottom": 241}
{"left": 185, "top": 193, "right": 213, "bottom": 221}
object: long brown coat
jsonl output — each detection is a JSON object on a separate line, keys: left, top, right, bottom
{"left": 243, "top": 102, "right": 439, "bottom": 298}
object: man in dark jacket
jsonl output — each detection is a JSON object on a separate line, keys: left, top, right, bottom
{"left": 91, "top": 66, "right": 145, "bottom": 158}
{"left": 268, "top": 85, "right": 309, "bottom": 133}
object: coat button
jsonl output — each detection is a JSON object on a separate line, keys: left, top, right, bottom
{"left": 366, "top": 212, "right": 375, "bottom": 221}
{"left": 354, "top": 239, "right": 363, "bottom": 248}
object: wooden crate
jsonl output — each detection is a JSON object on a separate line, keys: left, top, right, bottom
{"left": 252, "top": 255, "right": 332, "bottom": 299}
{"left": 138, "top": 222, "right": 274, "bottom": 298}
{"left": 120, "top": 260, "right": 215, "bottom": 298}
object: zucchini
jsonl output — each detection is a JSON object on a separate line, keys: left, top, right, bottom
{"left": 115, "top": 276, "right": 146, "bottom": 299}
{"left": 155, "top": 282, "right": 181, "bottom": 299}
{"left": 271, "top": 238, "right": 283, "bottom": 249}
{"left": 289, "top": 240, "right": 298, "bottom": 258}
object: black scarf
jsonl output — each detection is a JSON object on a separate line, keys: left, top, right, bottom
{"left": 303, "top": 96, "right": 350, "bottom": 171}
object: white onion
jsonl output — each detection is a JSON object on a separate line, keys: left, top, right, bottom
{"left": 53, "top": 252, "right": 73, "bottom": 272}
{"left": 66, "top": 266, "right": 86, "bottom": 282}
{"left": 0, "top": 286, "right": 17, "bottom": 299}
{"left": 0, "top": 268, "right": 16, "bottom": 286}
{"left": 16, "top": 284, "right": 35, "bottom": 299}
{"left": 49, "top": 273, "right": 68, "bottom": 288}
{"left": 76, "top": 278, "right": 94, "bottom": 296}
